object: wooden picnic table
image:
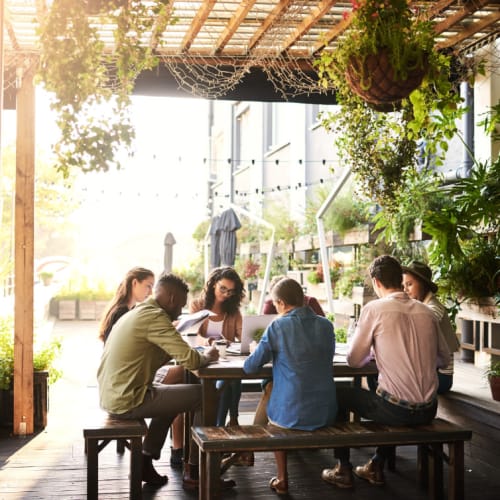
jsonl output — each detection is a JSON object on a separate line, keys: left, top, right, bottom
{"left": 191, "top": 354, "right": 378, "bottom": 426}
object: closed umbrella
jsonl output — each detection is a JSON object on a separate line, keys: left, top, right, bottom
{"left": 163, "top": 232, "right": 176, "bottom": 273}
{"left": 210, "top": 214, "right": 221, "bottom": 268}
{"left": 218, "top": 208, "right": 241, "bottom": 266}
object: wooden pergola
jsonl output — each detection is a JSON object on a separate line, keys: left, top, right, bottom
{"left": 1, "top": 0, "right": 499, "bottom": 435}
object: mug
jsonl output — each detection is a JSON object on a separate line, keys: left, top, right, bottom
{"left": 215, "top": 339, "right": 227, "bottom": 358}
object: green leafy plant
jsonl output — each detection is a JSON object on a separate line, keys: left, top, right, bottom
{"left": 485, "top": 360, "right": 500, "bottom": 379}
{"left": 37, "top": 0, "right": 173, "bottom": 176}
{"left": 0, "top": 316, "right": 62, "bottom": 390}
{"left": 424, "top": 103, "right": 500, "bottom": 303}
{"left": 335, "top": 327, "right": 347, "bottom": 344}
{"left": 252, "top": 328, "right": 266, "bottom": 343}
{"left": 314, "top": 0, "right": 466, "bottom": 209}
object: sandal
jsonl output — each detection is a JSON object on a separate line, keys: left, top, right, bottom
{"left": 269, "top": 477, "right": 288, "bottom": 495}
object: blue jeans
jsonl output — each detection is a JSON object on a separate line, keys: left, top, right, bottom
{"left": 334, "top": 385, "right": 437, "bottom": 464}
{"left": 216, "top": 379, "right": 242, "bottom": 426}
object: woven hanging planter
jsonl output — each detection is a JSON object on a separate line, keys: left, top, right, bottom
{"left": 345, "top": 48, "right": 428, "bottom": 109}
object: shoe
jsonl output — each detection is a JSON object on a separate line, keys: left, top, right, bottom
{"left": 170, "top": 447, "right": 183, "bottom": 468}
{"left": 182, "top": 463, "right": 199, "bottom": 491}
{"left": 142, "top": 455, "right": 168, "bottom": 486}
{"left": 220, "top": 451, "right": 254, "bottom": 473}
{"left": 321, "top": 463, "right": 354, "bottom": 489}
{"left": 234, "top": 451, "right": 255, "bottom": 466}
{"left": 269, "top": 476, "right": 288, "bottom": 495}
{"left": 354, "top": 459, "right": 385, "bottom": 486}
{"left": 182, "top": 463, "right": 236, "bottom": 491}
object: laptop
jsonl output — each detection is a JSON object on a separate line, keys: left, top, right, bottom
{"left": 227, "top": 314, "right": 278, "bottom": 355}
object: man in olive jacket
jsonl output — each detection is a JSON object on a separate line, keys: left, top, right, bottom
{"left": 97, "top": 273, "right": 220, "bottom": 489}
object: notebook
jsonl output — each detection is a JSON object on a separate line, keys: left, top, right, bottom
{"left": 227, "top": 314, "right": 278, "bottom": 355}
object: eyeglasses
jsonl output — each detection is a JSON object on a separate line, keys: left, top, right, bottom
{"left": 217, "top": 284, "right": 237, "bottom": 296}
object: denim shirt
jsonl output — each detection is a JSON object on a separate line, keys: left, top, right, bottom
{"left": 243, "top": 306, "right": 337, "bottom": 430}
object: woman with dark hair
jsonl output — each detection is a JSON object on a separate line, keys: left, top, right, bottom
{"left": 190, "top": 266, "right": 246, "bottom": 427}
{"left": 98, "top": 267, "right": 155, "bottom": 343}
{"left": 402, "top": 261, "right": 460, "bottom": 394}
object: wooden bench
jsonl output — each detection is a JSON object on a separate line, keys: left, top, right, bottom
{"left": 83, "top": 414, "right": 147, "bottom": 500}
{"left": 192, "top": 418, "right": 472, "bottom": 500}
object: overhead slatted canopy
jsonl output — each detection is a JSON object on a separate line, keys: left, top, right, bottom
{"left": 3, "top": 0, "right": 500, "bottom": 102}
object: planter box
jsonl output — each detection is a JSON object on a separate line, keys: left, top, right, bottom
{"left": 259, "top": 239, "right": 275, "bottom": 254}
{"left": 95, "top": 300, "right": 109, "bottom": 321}
{"left": 343, "top": 226, "right": 371, "bottom": 245}
{"left": 0, "top": 371, "right": 49, "bottom": 429}
{"left": 79, "top": 300, "right": 97, "bottom": 320}
{"left": 304, "top": 282, "right": 327, "bottom": 301}
{"left": 239, "top": 242, "right": 259, "bottom": 255}
{"left": 352, "top": 286, "right": 377, "bottom": 306}
{"left": 58, "top": 299, "right": 77, "bottom": 320}
{"left": 294, "top": 236, "right": 313, "bottom": 252}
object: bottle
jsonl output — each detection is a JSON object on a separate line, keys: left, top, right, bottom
{"left": 347, "top": 316, "right": 357, "bottom": 343}
{"left": 19, "top": 416, "right": 27, "bottom": 437}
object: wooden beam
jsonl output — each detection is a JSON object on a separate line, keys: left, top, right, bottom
{"left": 436, "top": 11, "right": 500, "bottom": 50}
{"left": 281, "top": 0, "right": 337, "bottom": 53}
{"left": 181, "top": 0, "right": 217, "bottom": 53}
{"left": 14, "top": 62, "right": 36, "bottom": 436}
{"left": 213, "top": 0, "right": 257, "bottom": 55}
{"left": 247, "top": 0, "right": 290, "bottom": 52}
{"left": 434, "top": 0, "right": 493, "bottom": 35}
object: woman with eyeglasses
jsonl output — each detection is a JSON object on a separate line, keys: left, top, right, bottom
{"left": 190, "top": 267, "right": 246, "bottom": 428}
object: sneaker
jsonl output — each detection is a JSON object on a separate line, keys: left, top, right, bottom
{"left": 354, "top": 459, "right": 385, "bottom": 486}
{"left": 321, "top": 463, "right": 354, "bottom": 489}
{"left": 170, "top": 447, "right": 183, "bottom": 468}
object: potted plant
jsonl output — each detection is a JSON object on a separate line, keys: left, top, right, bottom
{"left": 39, "top": 271, "right": 54, "bottom": 286}
{"left": 485, "top": 360, "right": 500, "bottom": 402}
{"left": 314, "top": 0, "right": 466, "bottom": 209}
{"left": 0, "top": 316, "right": 62, "bottom": 428}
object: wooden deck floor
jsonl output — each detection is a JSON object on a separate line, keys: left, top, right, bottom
{"left": 0, "top": 320, "right": 499, "bottom": 499}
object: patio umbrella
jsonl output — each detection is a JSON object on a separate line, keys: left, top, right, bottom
{"left": 210, "top": 214, "right": 221, "bottom": 268}
{"left": 163, "top": 232, "right": 176, "bottom": 273}
{"left": 217, "top": 208, "right": 241, "bottom": 267}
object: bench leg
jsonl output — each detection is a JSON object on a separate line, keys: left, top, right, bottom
{"left": 447, "top": 441, "right": 465, "bottom": 500}
{"left": 428, "top": 443, "right": 444, "bottom": 500}
{"left": 417, "top": 444, "right": 429, "bottom": 488}
{"left": 117, "top": 438, "right": 127, "bottom": 454}
{"left": 199, "top": 450, "right": 221, "bottom": 500}
{"left": 86, "top": 438, "right": 99, "bottom": 500}
{"left": 129, "top": 437, "right": 143, "bottom": 500}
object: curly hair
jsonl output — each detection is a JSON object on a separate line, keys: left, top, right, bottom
{"left": 98, "top": 267, "right": 154, "bottom": 342}
{"left": 200, "top": 266, "right": 245, "bottom": 314}
{"left": 156, "top": 272, "right": 189, "bottom": 295}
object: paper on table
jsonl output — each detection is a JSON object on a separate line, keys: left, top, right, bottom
{"left": 176, "top": 309, "right": 216, "bottom": 333}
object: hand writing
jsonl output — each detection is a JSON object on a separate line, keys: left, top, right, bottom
{"left": 204, "top": 345, "right": 220, "bottom": 362}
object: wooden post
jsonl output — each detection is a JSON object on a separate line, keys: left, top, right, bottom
{"left": 13, "top": 62, "right": 36, "bottom": 436}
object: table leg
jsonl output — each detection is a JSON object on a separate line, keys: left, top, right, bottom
{"left": 201, "top": 379, "right": 218, "bottom": 425}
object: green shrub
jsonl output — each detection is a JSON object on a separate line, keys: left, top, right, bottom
{"left": 335, "top": 327, "right": 347, "bottom": 344}
{"left": 0, "top": 316, "right": 62, "bottom": 390}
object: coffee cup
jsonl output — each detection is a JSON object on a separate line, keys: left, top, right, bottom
{"left": 183, "top": 333, "right": 198, "bottom": 347}
{"left": 215, "top": 339, "right": 227, "bottom": 358}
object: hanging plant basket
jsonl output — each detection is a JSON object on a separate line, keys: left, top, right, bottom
{"left": 345, "top": 48, "right": 429, "bottom": 108}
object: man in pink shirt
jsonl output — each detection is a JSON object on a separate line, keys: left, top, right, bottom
{"left": 322, "top": 255, "right": 450, "bottom": 489}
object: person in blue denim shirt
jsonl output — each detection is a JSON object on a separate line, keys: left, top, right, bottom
{"left": 243, "top": 277, "right": 337, "bottom": 495}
